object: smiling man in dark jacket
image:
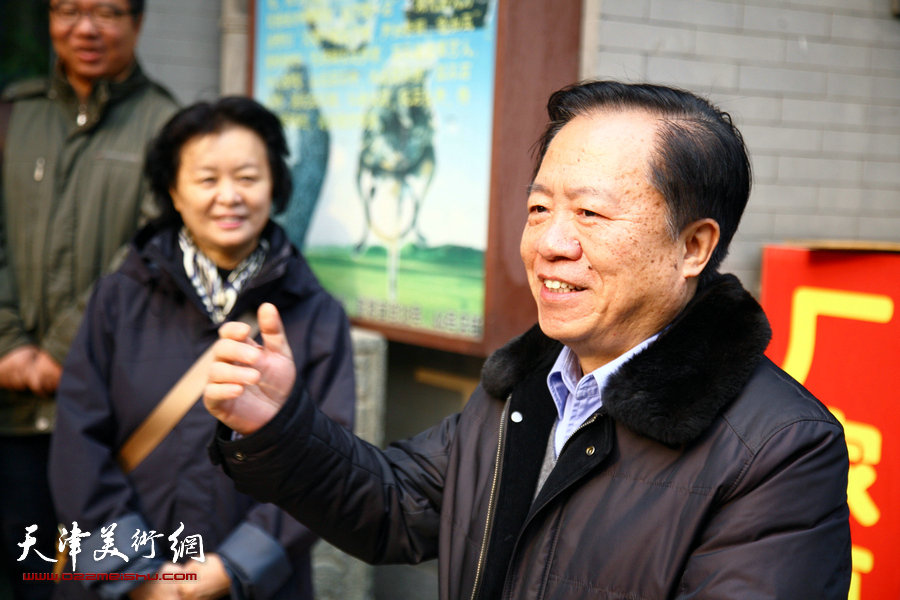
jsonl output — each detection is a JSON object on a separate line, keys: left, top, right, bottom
{"left": 203, "top": 80, "right": 852, "bottom": 599}
{"left": 0, "top": 2, "right": 176, "bottom": 596}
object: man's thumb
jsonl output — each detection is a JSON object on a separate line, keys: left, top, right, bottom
{"left": 258, "top": 302, "right": 293, "bottom": 359}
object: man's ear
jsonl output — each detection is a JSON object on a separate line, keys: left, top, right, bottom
{"left": 680, "top": 218, "right": 720, "bottom": 278}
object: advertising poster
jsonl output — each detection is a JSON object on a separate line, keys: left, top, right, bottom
{"left": 253, "top": 0, "right": 497, "bottom": 341}
{"left": 761, "top": 244, "right": 900, "bottom": 600}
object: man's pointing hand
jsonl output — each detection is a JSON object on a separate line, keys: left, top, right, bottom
{"left": 204, "top": 302, "right": 296, "bottom": 435}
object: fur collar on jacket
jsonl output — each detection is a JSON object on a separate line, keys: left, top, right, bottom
{"left": 480, "top": 274, "right": 772, "bottom": 447}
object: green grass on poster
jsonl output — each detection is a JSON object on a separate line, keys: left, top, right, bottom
{"left": 305, "top": 244, "right": 485, "bottom": 338}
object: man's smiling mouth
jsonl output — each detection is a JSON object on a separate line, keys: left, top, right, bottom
{"left": 542, "top": 279, "right": 584, "bottom": 293}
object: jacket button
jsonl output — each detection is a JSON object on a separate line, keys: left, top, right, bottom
{"left": 585, "top": 446, "right": 595, "bottom": 456}
{"left": 233, "top": 451, "right": 246, "bottom": 461}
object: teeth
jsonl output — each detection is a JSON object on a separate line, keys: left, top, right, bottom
{"left": 543, "top": 279, "right": 579, "bottom": 292}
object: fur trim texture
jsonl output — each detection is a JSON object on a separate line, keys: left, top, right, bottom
{"left": 481, "top": 274, "right": 772, "bottom": 447}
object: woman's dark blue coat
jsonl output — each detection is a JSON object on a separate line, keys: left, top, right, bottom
{"left": 49, "top": 221, "right": 356, "bottom": 599}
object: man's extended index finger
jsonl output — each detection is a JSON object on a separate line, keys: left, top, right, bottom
{"left": 258, "top": 302, "right": 293, "bottom": 359}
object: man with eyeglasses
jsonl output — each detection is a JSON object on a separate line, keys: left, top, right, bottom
{"left": 0, "top": 2, "right": 177, "bottom": 598}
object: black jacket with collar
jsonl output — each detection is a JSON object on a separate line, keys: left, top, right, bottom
{"left": 214, "top": 273, "right": 851, "bottom": 600}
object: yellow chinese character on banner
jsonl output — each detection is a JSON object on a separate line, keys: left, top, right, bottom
{"left": 849, "top": 546, "right": 874, "bottom": 600}
{"left": 782, "top": 287, "right": 893, "bottom": 385}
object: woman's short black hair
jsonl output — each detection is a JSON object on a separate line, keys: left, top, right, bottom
{"left": 144, "top": 96, "right": 293, "bottom": 225}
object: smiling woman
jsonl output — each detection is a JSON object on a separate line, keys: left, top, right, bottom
{"left": 170, "top": 126, "right": 274, "bottom": 270}
{"left": 48, "top": 97, "right": 357, "bottom": 600}
{"left": 143, "top": 97, "right": 296, "bottom": 322}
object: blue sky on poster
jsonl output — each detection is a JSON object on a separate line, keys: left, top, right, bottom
{"left": 254, "top": 0, "right": 498, "bottom": 251}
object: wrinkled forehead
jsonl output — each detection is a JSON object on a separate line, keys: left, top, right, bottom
{"left": 542, "top": 107, "right": 662, "bottom": 167}
{"left": 540, "top": 110, "right": 661, "bottom": 178}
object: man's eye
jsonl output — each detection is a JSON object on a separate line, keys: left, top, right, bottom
{"left": 529, "top": 204, "right": 547, "bottom": 213}
{"left": 55, "top": 4, "right": 78, "bottom": 17}
{"left": 94, "top": 6, "right": 118, "bottom": 19}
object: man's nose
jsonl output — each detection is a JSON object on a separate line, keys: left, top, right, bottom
{"left": 71, "top": 12, "right": 101, "bottom": 34}
{"left": 537, "top": 217, "right": 583, "bottom": 260}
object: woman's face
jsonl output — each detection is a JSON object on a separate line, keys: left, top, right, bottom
{"left": 171, "top": 125, "right": 273, "bottom": 269}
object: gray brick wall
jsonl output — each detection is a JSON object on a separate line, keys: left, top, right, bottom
{"left": 136, "top": 0, "right": 222, "bottom": 105}
{"left": 584, "top": 0, "right": 900, "bottom": 293}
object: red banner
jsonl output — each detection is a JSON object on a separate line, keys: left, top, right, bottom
{"left": 761, "top": 245, "right": 900, "bottom": 600}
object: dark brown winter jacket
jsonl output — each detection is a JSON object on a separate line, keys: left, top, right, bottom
{"left": 212, "top": 274, "right": 851, "bottom": 599}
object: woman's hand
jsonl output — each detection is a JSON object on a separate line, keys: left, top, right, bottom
{"left": 178, "top": 553, "right": 231, "bottom": 600}
{"left": 128, "top": 563, "right": 186, "bottom": 600}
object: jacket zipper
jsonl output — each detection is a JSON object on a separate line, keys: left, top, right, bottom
{"left": 498, "top": 409, "right": 605, "bottom": 600}
{"left": 558, "top": 410, "right": 602, "bottom": 457}
{"left": 469, "top": 395, "right": 510, "bottom": 600}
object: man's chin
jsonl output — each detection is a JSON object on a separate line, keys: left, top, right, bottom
{"left": 537, "top": 318, "right": 584, "bottom": 348}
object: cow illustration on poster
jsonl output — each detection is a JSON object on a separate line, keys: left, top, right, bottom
{"left": 356, "top": 70, "right": 436, "bottom": 299}
{"left": 254, "top": 0, "right": 497, "bottom": 341}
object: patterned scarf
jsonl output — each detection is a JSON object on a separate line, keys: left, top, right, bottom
{"left": 178, "top": 227, "right": 268, "bottom": 324}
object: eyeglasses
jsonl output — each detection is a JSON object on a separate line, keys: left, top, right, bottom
{"left": 50, "top": 3, "right": 135, "bottom": 29}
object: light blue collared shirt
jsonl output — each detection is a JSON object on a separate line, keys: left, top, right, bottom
{"left": 547, "top": 334, "right": 659, "bottom": 458}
